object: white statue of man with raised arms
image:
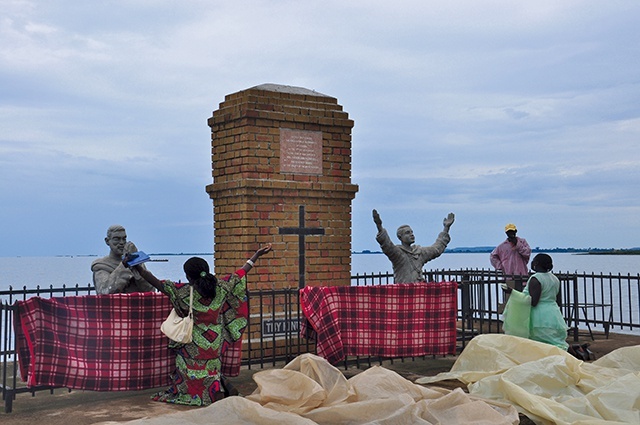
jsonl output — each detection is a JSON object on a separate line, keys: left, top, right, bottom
{"left": 373, "top": 210, "right": 455, "bottom": 284}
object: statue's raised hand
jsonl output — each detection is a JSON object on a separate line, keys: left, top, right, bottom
{"left": 372, "top": 209, "right": 383, "bottom": 231}
{"left": 124, "top": 241, "right": 139, "bottom": 255}
{"left": 443, "top": 213, "right": 455, "bottom": 229}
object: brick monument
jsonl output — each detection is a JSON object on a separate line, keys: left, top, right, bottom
{"left": 206, "top": 84, "right": 358, "bottom": 291}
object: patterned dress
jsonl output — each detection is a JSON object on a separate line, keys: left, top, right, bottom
{"left": 152, "top": 269, "right": 248, "bottom": 406}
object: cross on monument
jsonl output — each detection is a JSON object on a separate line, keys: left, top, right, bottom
{"left": 279, "top": 205, "right": 325, "bottom": 289}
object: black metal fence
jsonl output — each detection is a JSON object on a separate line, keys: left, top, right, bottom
{"left": 1, "top": 284, "right": 94, "bottom": 413}
{"left": 2, "top": 268, "right": 639, "bottom": 413}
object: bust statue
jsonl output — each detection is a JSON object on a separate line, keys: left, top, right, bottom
{"left": 91, "top": 225, "right": 155, "bottom": 294}
{"left": 373, "top": 210, "right": 455, "bottom": 283}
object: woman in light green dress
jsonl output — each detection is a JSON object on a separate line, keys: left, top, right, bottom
{"left": 503, "top": 253, "right": 568, "bottom": 350}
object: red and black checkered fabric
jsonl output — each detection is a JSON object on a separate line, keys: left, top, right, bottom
{"left": 14, "top": 292, "right": 245, "bottom": 391}
{"left": 300, "top": 282, "right": 458, "bottom": 365}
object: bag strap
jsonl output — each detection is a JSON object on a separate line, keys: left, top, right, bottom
{"left": 188, "top": 285, "right": 193, "bottom": 319}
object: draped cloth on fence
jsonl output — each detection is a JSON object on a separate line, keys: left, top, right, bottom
{"left": 299, "top": 282, "right": 458, "bottom": 365}
{"left": 14, "top": 292, "right": 245, "bottom": 391}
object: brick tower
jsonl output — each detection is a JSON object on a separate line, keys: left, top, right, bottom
{"left": 206, "top": 84, "right": 358, "bottom": 290}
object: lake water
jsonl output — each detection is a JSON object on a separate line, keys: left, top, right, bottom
{"left": 353, "top": 252, "right": 640, "bottom": 276}
{"left": 1, "top": 252, "right": 638, "bottom": 292}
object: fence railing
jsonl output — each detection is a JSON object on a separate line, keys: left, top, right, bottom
{"left": 352, "top": 268, "right": 640, "bottom": 339}
{"left": 2, "top": 268, "right": 639, "bottom": 413}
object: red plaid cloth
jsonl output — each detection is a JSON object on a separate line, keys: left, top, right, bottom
{"left": 300, "top": 282, "right": 458, "bottom": 365}
{"left": 14, "top": 292, "right": 245, "bottom": 391}
{"left": 221, "top": 301, "right": 246, "bottom": 377}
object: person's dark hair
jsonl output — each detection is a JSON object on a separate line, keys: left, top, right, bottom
{"left": 183, "top": 257, "right": 217, "bottom": 298}
{"left": 532, "top": 253, "right": 553, "bottom": 272}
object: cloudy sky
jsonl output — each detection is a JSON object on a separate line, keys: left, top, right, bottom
{"left": 1, "top": 0, "right": 639, "bottom": 257}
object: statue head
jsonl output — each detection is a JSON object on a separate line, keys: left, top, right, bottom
{"left": 105, "top": 224, "right": 127, "bottom": 257}
{"left": 396, "top": 225, "right": 415, "bottom": 245}
{"left": 106, "top": 224, "right": 126, "bottom": 239}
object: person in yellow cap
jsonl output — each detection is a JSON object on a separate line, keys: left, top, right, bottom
{"left": 490, "top": 223, "right": 531, "bottom": 278}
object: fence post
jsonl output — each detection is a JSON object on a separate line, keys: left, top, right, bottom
{"left": 572, "top": 274, "right": 579, "bottom": 342}
{"left": 461, "top": 274, "right": 472, "bottom": 333}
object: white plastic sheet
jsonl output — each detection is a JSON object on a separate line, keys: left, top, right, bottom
{"left": 417, "top": 334, "right": 640, "bottom": 425}
{"left": 116, "top": 352, "right": 519, "bottom": 425}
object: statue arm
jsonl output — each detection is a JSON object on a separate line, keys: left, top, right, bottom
{"left": 131, "top": 264, "right": 166, "bottom": 293}
{"left": 425, "top": 213, "right": 456, "bottom": 256}
{"left": 375, "top": 226, "right": 403, "bottom": 262}
{"left": 410, "top": 221, "right": 452, "bottom": 265}
{"left": 123, "top": 241, "right": 158, "bottom": 293}
{"left": 442, "top": 212, "right": 455, "bottom": 231}
{"left": 375, "top": 226, "right": 392, "bottom": 250}
{"left": 92, "top": 262, "right": 133, "bottom": 295}
{"left": 137, "top": 279, "right": 158, "bottom": 293}
{"left": 128, "top": 261, "right": 158, "bottom": 292}
{"left": 419, "top": 229, "right": 451, "bottom": 261}
{"left": 372, "top": 209, "right": 383, "bottom": 233}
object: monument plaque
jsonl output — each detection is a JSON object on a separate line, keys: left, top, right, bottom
{"left": 280, "top": 128, "right": 322, "bottom": 175}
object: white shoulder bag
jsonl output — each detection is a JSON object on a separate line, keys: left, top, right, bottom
{"left": 161, "top": 285, "right": 193, "bottom": 343}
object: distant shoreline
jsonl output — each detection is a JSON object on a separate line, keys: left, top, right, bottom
{"left": 580, "top": 250, "right": 640, "bottom": 255}
{"left": 354, "top": 248, "right": 640, "bottom": 255}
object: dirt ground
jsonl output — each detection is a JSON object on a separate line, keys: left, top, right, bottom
{"left": 2, "top": 330, "right": 638, "bottom": 425}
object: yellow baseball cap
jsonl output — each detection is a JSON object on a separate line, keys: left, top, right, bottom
{"left": 504, "top": 223, "right": 517, "bottom": 232}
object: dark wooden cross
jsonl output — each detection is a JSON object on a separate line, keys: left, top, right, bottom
{"left": 279, "top": 205, "right": 325, "bottom": 289}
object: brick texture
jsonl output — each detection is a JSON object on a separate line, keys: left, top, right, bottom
{"left": 207, "top": 84, "right": 358, "bottom": 292}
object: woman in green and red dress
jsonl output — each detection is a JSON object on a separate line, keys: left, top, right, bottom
{"left": 129, "top": 244, "right": 272, "bottom": 406}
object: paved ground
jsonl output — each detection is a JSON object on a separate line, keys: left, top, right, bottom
{"left": 2, "top": 330, "right": 638, "bottom": 425}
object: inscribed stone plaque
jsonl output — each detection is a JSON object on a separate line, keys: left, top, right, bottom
{"left": 280, "top": 128, "right": 323, "bottom": 175}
